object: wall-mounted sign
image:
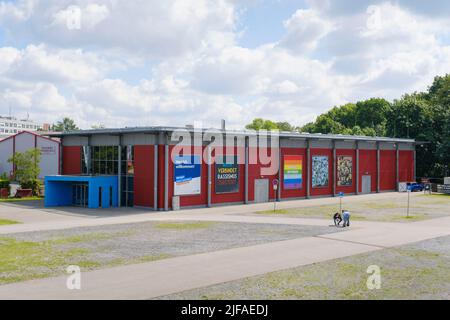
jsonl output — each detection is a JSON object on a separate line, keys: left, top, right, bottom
{"left": 215, "top": 156, "right": 239, "bottom": 194}
{"left": 40, "top": 146, "right": 56, "bottom": 155}
{"left": 283, "top": 155, "right": 302, "bottom": 190}
{"left": 337, "top": 156, "right": 352, "bottom": 186}
{"left": 174, "top": 155, "right": 201, "bottom": 196}
{"left": 312, "top": 155, "right": 329, "bottom": 188}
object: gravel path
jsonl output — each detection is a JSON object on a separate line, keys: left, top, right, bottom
{"left": 2, "top": 221, "right": 344, "bottom": 284}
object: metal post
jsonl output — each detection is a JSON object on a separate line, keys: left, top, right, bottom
{"left": 376, "top": 142, "right": 380, "bottom": 193}
{"left": 407, "top": 189, "right": 410, "bottom": 217}
{"left": 154, "top": 144, "right": 158, "bottom": 211}
{"left": 332, "top": 140, "right": 336, "bottom": 196}
{"left": 245, "top": 136, "right": 249, "bottom": 204}
{"left": 278, "top": 138, "right": 281, "bottom": 202}
{"left": 164, "top": 143, "right": 169, "bottom": 211}
{"left": 306, "top": 139, "right": 311, "bottom": 199}
{"left": 396, "top": 143, "right": 399, "bottom": 191}
{"left": 207, "top": 145, "right": 212, "bottom": 208}
{"left": 355, "top": 141, "right": 359, "bottom": 195}
{"left": 273, "top": 187, "right": 277, "bottom": 212}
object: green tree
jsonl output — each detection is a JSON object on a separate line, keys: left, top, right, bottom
{"left": 8, "top": 148, "right": 42, "bottom": 195}
{"left": 425, "top": 74, "right": 450, "bottom": 177}
{"left": 275, "top": 121, "right": 296, "bottom": 132}
{"left": 354, "top": 98, "right": 390, "bottom": 136}
{"left": 52, "top": 117, "right": 79, "bottom": 132}
{"left": 91, "top": 124, "right": 106, "bottom": 129}
{"left": 245, "top": 118, "right": 294, "bottom": 131}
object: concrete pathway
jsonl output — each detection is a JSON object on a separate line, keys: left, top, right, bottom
{"left": 0, "top": 215, "right": 449, "bottom": 300}
{"left": 0, "top": 192, "right": 422, "bottom": 234}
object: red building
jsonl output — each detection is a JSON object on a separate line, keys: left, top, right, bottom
{"left": 48, "top": 127, "right": 416, "bottom": 210}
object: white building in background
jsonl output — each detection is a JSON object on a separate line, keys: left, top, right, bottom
{"left": 0, "top": 116, "right": 50, "bottom": 139}
{"left": 0, "top": 131, "right": 60, "bottom": 180}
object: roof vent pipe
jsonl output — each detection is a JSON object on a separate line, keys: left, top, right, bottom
{"left": 221, "top": 119, "right": 226, "bottom": 131}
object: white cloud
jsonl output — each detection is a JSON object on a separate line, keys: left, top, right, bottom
{"left": 52, "top": 3, "right": 110, "bottom": 30}
{"left": 0, "top": 0, "right": 450, "bottom": 130}
{"left": 279, "top": 9, "right": 334, "bottom": 53}
{"left": 0, "top": 44, "right": 111, "bottom": 84}
{"left": 0, "top": 0, "right": 237, "bottom": 57}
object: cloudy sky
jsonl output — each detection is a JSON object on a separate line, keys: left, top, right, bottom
{"left": 0, "top": 0, "right": 449, "bottom": 129}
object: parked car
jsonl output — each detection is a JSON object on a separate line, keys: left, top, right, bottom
{"left": 407, "top": 182, "right": 424, "bottom": 192}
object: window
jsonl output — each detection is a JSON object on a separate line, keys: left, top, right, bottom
{"left": 81, "top": 146, "right": 119, "bottom": 175}
{"left": 121, "top": 145, "right": 134, "bottom": 207}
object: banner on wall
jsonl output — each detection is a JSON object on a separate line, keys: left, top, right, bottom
{"left": 215, "top": 156, "right": 239, "bottom": 194}
{"left": 174, "top": 155, "right": 201, "bottom": 196}
{"left": 312, "top": 155, "right": 329, "bottom": 187}
{"left": 283, "top": 155, "right": 303, "bottom": 189}
{"left": 337, "top": 156, "right": 353, "bottom": 186}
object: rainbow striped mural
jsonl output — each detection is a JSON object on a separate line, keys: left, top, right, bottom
{"left": 283, "top": 155, "right": 303, "bottom": 189}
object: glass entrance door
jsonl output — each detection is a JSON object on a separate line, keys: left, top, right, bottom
{"left": 72, "top": 183, "right": 89, "bottom": 207}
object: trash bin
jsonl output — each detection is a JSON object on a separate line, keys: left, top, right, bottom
{"left": 172, "top": 196, "right": 180, "bottom": 211}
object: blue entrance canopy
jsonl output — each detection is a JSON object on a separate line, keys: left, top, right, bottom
{"left": 45, "top": 175, "right": 118, "bottom": 209}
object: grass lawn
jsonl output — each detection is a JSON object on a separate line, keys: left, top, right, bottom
{"left": 0, "top": 219, "right": 20, "bottom": 226}
{"left": 0, "top": 220, "right": 333, "bottom": 285}
{"left": 161, "top": 235, "right": 450, "bottom": 300}
{"left": 0, "top": 197, "right": 43, "bottom": 202}
{"left": 255, "top": 193, "right": 450, "bottom": 222}
{"left": 0, "top": 231, "right": 170, "bottom": 285}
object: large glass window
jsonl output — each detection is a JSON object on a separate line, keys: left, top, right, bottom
{"left": 121, "top": 145, "right": 134, "bottom": 207}
{"left": 82, "top": 146, "right": 119, "bottom": 175}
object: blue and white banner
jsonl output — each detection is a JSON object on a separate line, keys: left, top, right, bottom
{"left": 174, "top": 155, "right": 201, "bottom": 195}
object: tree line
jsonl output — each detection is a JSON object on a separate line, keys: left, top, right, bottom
{"left": 245, "top": 74, "right": 450, "bottom": 178}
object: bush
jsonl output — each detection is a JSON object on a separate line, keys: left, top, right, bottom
{"left": 0, "top": 179, "right": 10, "bottom": 189}
{"left": 0, "top": 179, "right": 10, "bottom": 197}
{"left": 20, "top": 180, "right": 41, "bottom": 196}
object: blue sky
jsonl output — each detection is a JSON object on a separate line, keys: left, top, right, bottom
{"left": 0, "top": 0, "right": 449, "bottom": 129}
{"left": 237, "top": 0, "right": 308, "bottom": 48}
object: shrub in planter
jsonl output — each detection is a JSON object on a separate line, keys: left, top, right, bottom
{"left": 0, "top": 179, "right": 10, "bottom": 198}
{"left": 8, "top": 148, "right": 42, "bottom": 197}
{"left": 20, "top": 180, "right": 42, "bottom": 196}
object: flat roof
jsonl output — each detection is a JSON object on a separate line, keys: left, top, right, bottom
{"left": 48, "top": 126, "right": 415, "bottom": 143}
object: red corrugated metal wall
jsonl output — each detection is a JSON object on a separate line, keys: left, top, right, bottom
{"left": 158, "top": 145, "right": 166, "bottom": 209}
{"left": 398, "top": 150, "right": 414, "bottom": 182}
{"left": 59, "top": 140, "right": 415, "bottom": 209}
{"left": 380, "top": 150, "right": 396, "bottom": 190}
{"left": 62, "top": 146, "right": 81, "bottom": 174}
{"left": 134, "top": 145, "right": 154, "bottom": 207}
{"left": 310, "top": 148, "right": 333, "bottom": 196}
{"left": 335, "top": 149, "right": 357, "bottom": 194}
{"left": 358, "top": 149, "right": 377, "bottom": 193}
{"left": 248, "top": 147, "right": 279, "bottom": 201}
